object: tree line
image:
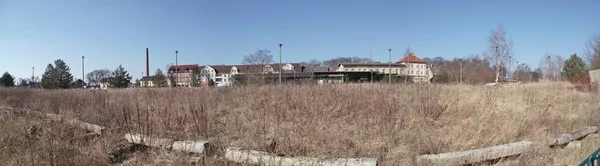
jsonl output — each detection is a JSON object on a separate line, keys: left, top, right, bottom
{"left": 1, "top": 59, "right": 132, "bottom": 89}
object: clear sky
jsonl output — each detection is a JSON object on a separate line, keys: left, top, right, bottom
{"left": 1, "top": 0, "right": 599, "bottom": 80}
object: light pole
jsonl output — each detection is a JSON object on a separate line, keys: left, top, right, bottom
{"left": 175, "top": 51, "right": 179, "bottom": 87}
{"left": 459, "top": 58, "right": 463, "bottom": 83}
{"left": 388, "top": 49, "right": 392, "bottom": 84}
{"left": 508, "top": 55, "right": 512, "bottom": 79}
{"left": 515, "top": 61, "right": 519, "bottom": 81}
{"left": 547, "top": 55, "right": 551, "bottom": 80}
{"left": 279, "top": 44, "right": 283, "bottom": 86}
{"left": 82, "top": 56, "right": 85, "bottom": 88}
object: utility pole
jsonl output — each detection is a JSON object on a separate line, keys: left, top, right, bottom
{"left": 404, "top": 58, "right": 409, "bottom": 83}
{"left": 460, "top": 58, "right": 463, "bottom": 83}
{"left": 279, "top": 44, "right": 283, "bottom": 86}
{"left": 508, "top": 55, "right": 512, "bottom": 79}
{"left": 82, "top": 56, "right": 85, "bottom": 87}
{"left": 370, "top": 49, "right": 373, "bottom": 83}
{"left": 388, "top": 49, "right": 392, "bottom": 84}
{"left": 175, "top": 51, "right": 179, "bottom": 87}
{"left": 515, "top": 61, "right": 519, "bottom": 81}
{"left": 32, "top": 67, "right": 34, "bottom": 80}
{"left": 547, "top": 55, "right": 551, "bottom": 80}
{"left": 369, "top": 48, "right": 373, "bottom": 63}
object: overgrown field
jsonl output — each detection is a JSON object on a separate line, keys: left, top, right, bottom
{"left": 0, "top": 82, "right": 599, "bottom": 165}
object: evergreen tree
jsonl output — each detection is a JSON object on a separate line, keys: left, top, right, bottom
{"left": 40, "top": 59, "right": 74, "bottom": 89}
{"left": 562, "top": 54, "right": 587, "bottom": 80}
{"left": 41, "top": 64, "right": 58, "bottom": 89}
{"left": 153, "top": 68, "right": 168, "bottom": 87}
{"left": 53, "top": 59, "right": 73, "bottom": 89}
{"left": 110, "top": 65, "right": 132, "bottom": 88}
{"left": 0, "top": 72, "right": 15, "bottom": 87}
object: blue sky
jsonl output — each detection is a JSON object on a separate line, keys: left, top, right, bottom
{"left": 1, "top": 0, "right": 599, "bottom": 80}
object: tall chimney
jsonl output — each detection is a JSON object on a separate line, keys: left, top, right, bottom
{"left": 146, "top": 48, "right": 150, "bottom": 77}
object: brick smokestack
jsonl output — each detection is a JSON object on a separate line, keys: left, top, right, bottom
{"left": 146, "top": 48, "right": 149, "bottom": 77}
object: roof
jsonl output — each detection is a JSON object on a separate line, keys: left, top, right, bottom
{"left": 210, "top": 65, "right": 234, "bottom": 73}
{"left": 339, "top": 63, "right": 406, "bottom": 67}
{"left": 201, "top": 63, "right": 305, "bottom": 74}
{"left": 273, "top": 63, "right": 303, "bottom": 73}
{"left": 168, "top": 64, "right": 199, "bottom": 72}
{"left": 396, "top": 53, "right": 427, "bottom": 64}
{"left": 302, "top": 66, "right": 330, "bottom": 73}
{"left": 140, "top": 76, "right": 157, "bottom": 81}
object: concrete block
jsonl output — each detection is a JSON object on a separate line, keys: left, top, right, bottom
{"left": 172, "top": 140, "right": 208, "bottom": 154}
{"left": 416, "top": 141, "right": 535, "bottom": 166}
{"left": 225, "top": 147, "right": 378, "bottom": 166}
{"left": 124, "top": 133, "right": 175, "bottom": 149}
{"left": 566, "top": 141, "right": 582, "bottom": 149}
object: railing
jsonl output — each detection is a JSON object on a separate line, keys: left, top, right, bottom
{"left": 580, "top": 147, "right": 600, "bottom": 166}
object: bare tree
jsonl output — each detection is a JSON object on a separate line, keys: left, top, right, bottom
{"left": 165, "top": 63, "right": 176, "bottom": 87}
{"left": 554, "top": 55, "right": 565, "bottom": 81}
{"left": 585, "top": 34, "right": 600, "bottom": 70}
{"left": 537, "top": 53, "right": 565, "bottom": 81}
{"left": 86, "top": 69, "right": 111, "bottom": 87}
{"left": 404, "top": 47, "right": 413, "bottom": 56}
{"left": 242, "top": 49, "right": 273, "bottom": 65}
{"left": 307, "top": 59, "right": 322, "bottom": 67}
{"left": 487, "top": 25, "right": 513, "bottom": 82}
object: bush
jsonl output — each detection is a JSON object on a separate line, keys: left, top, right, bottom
{"left": 570, "top": 73, "right": 591, "bottom": 92}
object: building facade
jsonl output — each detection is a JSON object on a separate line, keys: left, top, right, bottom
{"left": 336, "top": 63, "right": 407, "bottom": 75}
{"left": 168, "top": 64, "right": 200, "bottom": 87}
{"left": 395, "top": 53, "right": 432, "bottom": 83}
{"left": 140, "top": 76, "right": 157, "bottom": 87}
{"left": 199, "top": 63, "right": 304, "bottom": 86}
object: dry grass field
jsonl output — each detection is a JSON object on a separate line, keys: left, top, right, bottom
{"left": 1, "top": 82, "right": 599, "bottom": 165}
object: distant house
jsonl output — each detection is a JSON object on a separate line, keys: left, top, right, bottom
{"left": 70, "top": 79, "right": 87, "bottom": 89}
{"left": 100, "top": 78, "right": 112, "bottom": 89}
{"left": 168, "top": 64, "right": 200, "bottom": 87}
{"left": 337, "top": 63, "right": 406, "bottom": 74}
{"left": 140, "top": 76, "right": 167, "bottom": 87}
{"left": 140, "top": 76, "right": 155, "bottom": 87}
{"left": 395, "top": 53, "right": 431, "bottom": 83}
{"left": 199, "top": 63, "right": 307, "bottom": 86}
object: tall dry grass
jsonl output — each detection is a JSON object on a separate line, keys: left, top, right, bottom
{"left": 0, "top": 82, "right": 599, "bottom": 165}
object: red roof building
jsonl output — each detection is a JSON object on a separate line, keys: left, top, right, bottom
{"left": 168, "top": 64, "right": 199, "bottom": 87}
{"left": 168, "top": 64, "right": 199, "bottom": 72}
{"left": 395, "top": 53, "right": 427, "bottom": 64}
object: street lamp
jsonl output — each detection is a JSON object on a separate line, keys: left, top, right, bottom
{"left": 459, "top": 58, "right": 463, "bottom": 83}
{"left": 508, "top": 55, "right": 512, "bottom": 79}
{"left": 515, "top": 61, "right": 519, "bottom": 81}
{"left": 175, "top": 51, "right": 179, "bottom": 87}
{"left": 279, "top": 44, "right": 283, "bottom": 86}
{"left": 547, "top": 55, "right": 551, "bottom": 81}
{"left": 82, "top": 56, "right": 85, "bottom": 87}
{"left": 388, "top": 49, "right": 392, "bottom": 84}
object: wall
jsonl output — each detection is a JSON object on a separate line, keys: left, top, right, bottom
{"left": 339, "top": 65, "right": 406, "bottom": 74}
{"left": 590, "top": 69, "right": 600, "bottom": 83}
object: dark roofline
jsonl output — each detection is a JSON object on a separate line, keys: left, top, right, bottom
{"left": 339, "top": 63, "right": 406, "bottom": 67}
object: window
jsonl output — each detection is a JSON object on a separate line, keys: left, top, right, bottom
{"left": 395, "top": 69, "right": 399, "bottom": 73}
{"left": 383, "top": 69, "right": 386, "bottom": 73}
